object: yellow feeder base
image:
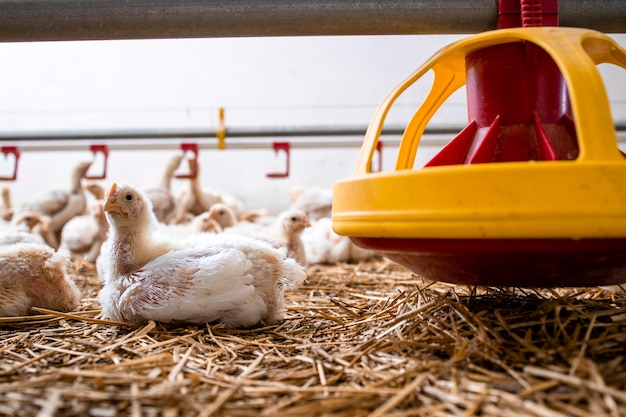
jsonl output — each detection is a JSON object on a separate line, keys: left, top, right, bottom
{"left": 332, "top": 27, "right": 626, "bottom": 287}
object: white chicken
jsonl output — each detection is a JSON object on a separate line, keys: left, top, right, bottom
{"left": 173, "top": 157, "right": 246, "bottom": 224}
{"left": 207, "top": 203, "right": 239, "bottom": 230}
{"left": 301, "top": 217, "right": 377, "bottom": 264}
{"left": 0, "top": 243, "right": 81, "bottom": 316}
{"left": 224, "top": 209, "right": 311, "bottom": 266}
{"left": 1, "top": 211, "right": 55, "bottom": 247}
{"left": 21, "top": 160, "right": 92, "bottom": 248}
{"left": 85, "top": 181, "right": 106, "bottom": 200}
{"left": 59, "top": 199, "right": 108, "bottom": 264}
{"left": 98, "top": 182, "right": 307, "bottom": 328}
{"left": 289, "top": 186, "right": 333, "bottom": 222}
{"left": 0, "top": 212, "right": 48, "bottom": 247}
{"left": 157, "top": 210, "right": 222, "bottom": 239}
{"left": 173, "top": 157, "right": 222, "bottom": 224}
{"left": 143, "top": 154, "right": 183, "bottom": 224}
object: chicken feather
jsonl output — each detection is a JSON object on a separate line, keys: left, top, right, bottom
{"left": 0, "top": 243, "right": 81, "bottom": 316}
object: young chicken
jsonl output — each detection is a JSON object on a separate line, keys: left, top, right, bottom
{"left": 302, "top": 217, "right": 376, "bottom": 264}
{"left": 85, "top": 181, "right": 106, "bottom": 200}
{"left": 173, "top": 157, "right": 223, "bottom": 224}
{"left": 289, "top": 186, "right": 333, "bottom": 222}
{"left": 3, "top": 211, "right": 55, "bottom": 247}
{"left": 224, "top": 209, "right": 311, "bottom": 266}
{"left": 0, "top": 243, "right": 81, "bottom": 316}
{"left": 207, "top": 203, "right": 239, "bottom": 230}
{"left": 22, "top": 160, "right": 92, "bottom": 248}
{"left": 98, "top": 183, "right": 307, "bottom": 328}
{"left": 144, "top": 154, "right": 183, "bottom": 224}
{"left": 157, "top": 210, "right": 222, "bottom": 239}
{"left": 59, "top": 199, "right": 109, "bottom": 264}
{"left": 0, "top": 214, "right": 48, "bottom": 246}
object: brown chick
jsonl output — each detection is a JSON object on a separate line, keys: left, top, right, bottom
{"left": 144, "top": 154, "right": 184, "bottom": 224}
{"left": 0, "top": 243, "right": 81, "bottom": 316}
{"left": 22, "top": 161, "right": 92, "bottom": 248}
{"left": 98, "top": 182, "right": 307, "bottom": 328}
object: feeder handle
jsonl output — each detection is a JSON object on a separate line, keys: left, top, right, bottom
{"left": 499, "top": 28, "right": 626, "bottom": 161}
{"left": 354, "top": 38, "right": 466, "bottom": 174}
{"left": 355, "top": 27, "right": 626, "bottom": 175}
{"left": 0, "top": 146, "right": 20, "bottom": 181}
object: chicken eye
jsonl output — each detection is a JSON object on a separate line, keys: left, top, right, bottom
{"left": 125, "top": 194, "right": 133, "bottom": 201}
{"left": 291, "top": 217, "right": 297, "bottom": 222}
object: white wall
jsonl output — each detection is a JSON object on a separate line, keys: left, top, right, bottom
{"left": 0, "top": 33, "right": 625, "bottom": 214}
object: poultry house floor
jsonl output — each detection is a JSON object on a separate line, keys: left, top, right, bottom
{"left": 1, "top": 257, "right": 626, "bottom": 416}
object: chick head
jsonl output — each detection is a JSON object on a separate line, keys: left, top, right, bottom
{"left": 278, "top": 209, "right": 311, "bottom": 235}
{"left": 103, "top": 183, "right": 153, "bottom": 227}
{"left": 208, "top": 203, "right": 237, "bottom": 229}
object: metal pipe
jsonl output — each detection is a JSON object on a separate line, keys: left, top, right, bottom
{"left": 6, "top": 133, "right": 626, "bottom": 154}
{"left": 0, "top": 122, "right": 624, "bottom": 142}
{"left": 0, "top": 124, "right": 453, "bottom": 142}
{"left": 0, "top": 0, "right": 624, "bottom": 43}
{"left": 8, "top": 138, "right": 405, "bottom": 153}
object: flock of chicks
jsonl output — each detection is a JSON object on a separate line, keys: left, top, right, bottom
{"left": 0, "top": 155, "right": 375, "bottom": 328}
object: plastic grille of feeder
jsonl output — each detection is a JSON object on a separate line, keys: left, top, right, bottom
{"left": 331, "top": 27, "right": 626, "bottom": 287}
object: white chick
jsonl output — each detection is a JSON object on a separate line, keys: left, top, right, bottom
{"left": 0, "top": 214, "right": 48, "bottom": 246}
{"left": 158, "top": 211, "right": 222, "bottom": 239}
{"left": 98, "top": 182, "right": 307, "bottom": 328}
{"left": 302, "top": 217, "right": 376, "bottom": 264}
{"left": 289, "top": 186, "right": 333, "bottom": 222}
{"left": 239, "top": 208, "right": 279, "bottom": 227}
{"left": 22, "top": 161, "right": 92, "bottom": 248}
{"left": 275, "top": 209, "right": 311, "bottom": 266}
{"left": 144, "top": 154, "right": 183, "bottom": 224}
{"left": 0, "top": 243, "right": 81, "bottom": 316}
{"left": 174, "top": 157, "right": 222, "bottom": 224}
{"left": 85, "top": 181, "right": 106, "bottom": 200}
{"left": 224, "top": 209, "right": 311, "bottom": 266}
{"left": 174, "top": 157, "right": 246, "bottom": 223}
{"left": 207, "top": 203, "right": 239, "bottom": 230}
{"left": 59, "top": 199, "right": 109, "bottom": 263}
{"left": 2, "top": 211, "right": 55, "bottom": 247}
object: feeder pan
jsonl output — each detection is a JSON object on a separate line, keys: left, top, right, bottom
{"left": 332, "top": 27, "right": 626, "bottom": 287}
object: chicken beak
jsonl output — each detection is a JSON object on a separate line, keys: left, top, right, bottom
{"left": 103, "top": 197, "right": 128, "bottom": 218}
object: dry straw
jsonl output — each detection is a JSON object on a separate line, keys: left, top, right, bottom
{"left": 1, "top": 258, "right": 625, "bottom": 416}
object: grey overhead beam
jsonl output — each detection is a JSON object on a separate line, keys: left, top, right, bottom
{"left": 0, "top": 0, "right": 624, "bottom": 43}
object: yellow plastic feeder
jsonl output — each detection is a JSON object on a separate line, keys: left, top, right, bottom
{"left": 332, "top": 27, "right": 626, "bottom": 287}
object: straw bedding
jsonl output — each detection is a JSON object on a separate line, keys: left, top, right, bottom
{"left": 1, "top": 257, "right": 626, "bottom": 416}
